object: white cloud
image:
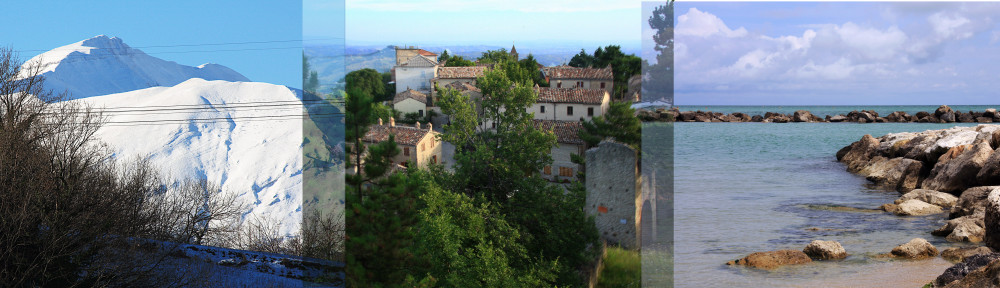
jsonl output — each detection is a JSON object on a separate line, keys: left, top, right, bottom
{"left": 929, "top": 12, "right": 973, "bottom": 39}
{"left": 676, "top": 7, "right": 748, "bottom": 38}
{"left": 834, "top": 22, "right": 907, "bottom": 61}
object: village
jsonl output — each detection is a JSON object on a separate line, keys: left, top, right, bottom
{"left": 353, "top": 45, "right": 640, "bottom": 184}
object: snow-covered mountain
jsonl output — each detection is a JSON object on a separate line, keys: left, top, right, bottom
{"left": 22, "top": 35, "right": 250, "bottom": 99}
{"left": 74, "top": 78, "right": 304, "bottom": 235}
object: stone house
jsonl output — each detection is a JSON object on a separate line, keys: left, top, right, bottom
{"left": 534, "top": 120, "right": 585, "bottom": 182}
{"left": 394, "top": 54, "right": 438, "bottom": 95}
{"left": 541, "top": 65, "right": 614, "bottom": 93}
{"left": 394, "top": 46, "right": 437, "bottom": 65}
{"left": 430, "top": 66, "right": 487, "bottom": 103}
{"left": 360, "top": 117, "right": 442, "bottom": 170}
{"left": 531, "top": 87, "right": 610, "bottom": 122}
{"left": 393, "top": 88, "right": 428, "bottom": 117}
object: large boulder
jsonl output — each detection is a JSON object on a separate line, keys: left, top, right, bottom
{"left": 792, "top": 110, "right": 815, "bottom": 122}
{"left": 802, "top": 240, "right": 847, "bottom": 260}
{"left": 941, "top": 246, "right": 994, "bottom": 262}
{"left": 976, "top": 147, "right": 1000, "bottom": 186}
{"left": 829, "top": 115, "right": 847, "bottom": 122}
{"left": 881, "top": 199, "right": 943, "bottom": 216}
{"left": 838, "top": 134, "right": 881, "bottom": 173}
{"left": 937, "top": 105, "right": 955, "bottom": 118}
{"left": 895, "top": 189, "right": 958, "bottom": 208}
{"left": 726, "top": 250, "right": 812, "bottom": 269}
{"left": 860, "top": 157, "right": 924, "bottom": 192}
{"left": 951, "top": 186, "right": 1000, "bottom": 219}
{"left": 923, "top": 142, "right": 994, "bottom": 193}
{"left": 986, "top": 189, "right": 1000, "bottom": 251}
{"left": 935, "top": 216, "right": 986, "bottom": 243}
{"left": 890, "top": 238, "right": 938, "bottom": 259}
{"left": 936, "top": 253, "right": 1000, "bottom": 287}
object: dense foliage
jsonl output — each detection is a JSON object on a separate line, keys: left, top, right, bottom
{"left": 643, "top": 0, "right": 674, "bottom": 103}
{"left": 569, "top": 45, "right": 641, "bottom": 100}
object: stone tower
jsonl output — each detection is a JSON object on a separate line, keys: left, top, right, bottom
{"left": 510, "top": 43, "right": 519, "bottom": 61}
{"left": 585, "top": 140, "right": 641, "bottom": 249}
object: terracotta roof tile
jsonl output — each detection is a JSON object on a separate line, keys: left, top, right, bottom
{"left": 417, "top": 49, "right": 437, "bottom": 57}
{"left": 533, "top": 120, "right": 584, "bottom": 145}
{"left": 535, "top": 87, "right": 607, "bottom": 105}
{"left": 362, "top": 124, "right": 432, "bottom": 146}
{"left": 393, "top": 89, "right": 427, "bottom": 105}
{"left": 442, "top": 82, "right": 480, "bottom": 93}
{"left": 437, "top": 66, "right": 487, "bottom": 79}
{"left": 542, "top": 65, "right": 613, "bottom": 80}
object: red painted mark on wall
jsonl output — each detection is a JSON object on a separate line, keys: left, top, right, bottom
{"left": 598, "top": 206, "right": 608, "bottom": 214}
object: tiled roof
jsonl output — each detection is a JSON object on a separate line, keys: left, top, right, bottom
{"left": 401, "top": 54, "right": 438, "bottom": 67}
{"left": 533, "top": 120, "right": 584, "bottom": 145}
{"left": 442, "top": 81, "right": 481, "bottom": 93}
{"left": 362, "top": 124, "right": 432, "bottom": 146}
{"left": 437, "top": 66, "right": 487, "bottom": 79}
{"left": 542, "top": 65, "right": 613, "bottom": 80}
{"left": 535, "top": 87, "right": 607, "bottom": 105}
{"left": 393, "top": 89, "right": 427, "bottom": 105}
{"left": 417, "top": 49, "right": 437, "bottom": 57}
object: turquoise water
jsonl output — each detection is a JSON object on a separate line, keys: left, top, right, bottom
{"left": 671, "top": 122, "right": 986, "bottom": 287}
{"left": 676, "top": 105, "right": 1000, "bottom": 118}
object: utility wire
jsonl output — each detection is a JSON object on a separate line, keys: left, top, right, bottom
{"left": 15, "top": 38, "right": 345, "bottom": 53}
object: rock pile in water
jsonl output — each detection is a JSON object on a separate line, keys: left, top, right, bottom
{"left": 637, "top": 105, "right": 1000, "bottom": 123}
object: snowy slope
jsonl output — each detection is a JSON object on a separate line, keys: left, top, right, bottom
{"left": 74, "top": 78, "right": 303, "bottom": 235}
{"left": 22, "top": 35, "right": 249, "bottom": 99}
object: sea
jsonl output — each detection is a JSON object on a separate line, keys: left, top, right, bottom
{"left": 675, "top": 105, "right": 1000, "bottom": 118}
{"left": 648, "top": 105, "right": 1000, "bottom": 287}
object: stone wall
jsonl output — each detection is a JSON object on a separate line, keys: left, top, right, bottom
{"left": 586, "top": 140, "right": 641, "bottom": 249}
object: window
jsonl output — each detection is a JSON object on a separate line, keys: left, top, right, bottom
{"left": 492, "top": 122, "right": 496, "bottom": 129}
{"left": 567, "top": 106, "right": 574, "bottom": 116}
{"left": 544, "top": 165, "right": 551, "bottom": 175}
{"left": 404, "top": 147, "right": 410, "bottom": 156}
{"left": 600, "top": 82, "right": 606, "bottom": 89}
{"left": 541, "top": 106, "right": 546, "bottom": 113}
{"left": 577, "top": 81, "right": 584, "bottom": 88}
{"left": 559, "top": 167, "right": 573, "bottom": 177}
{"left": 556, "top": 82, "right": 561, "bottom": 88}
{"left": 419, "top": 110, "right": 424, "bottom": 117}
{"left": 432, "top": 155, "right": 437, "bottom": 164}
{"left": 588, "top": 107, "right": 594, "bottom": 116}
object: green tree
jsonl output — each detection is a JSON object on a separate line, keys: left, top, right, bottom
{"left": 568, "top": 48, "right": 594, "bottom": 68}
{"left": 518, "top": 54, "right": 548, "bottom": 87}
{"left": 437, "top": 49, "right": 449, "bottom": 63}
{"left": 346, "top": 68, "right": 389, "bottom": 102}
{"left": 643, "top": 0, "right": 674, "bottom": 104}
{"left": 572, "top": 101, "right": 642, "bottom": 181}
{"left": 476, "top": 48, "right": 515, "bottom": 65}
{"left": 344, "top": 87, "right": 430, "bottom": 287}
{"left": 444, "top": 55, "right": 475, "bottom": 67}
{"left": 303, "top": 53, "right": 320, "bottom": 93}
{"left": 435, "top": 65, "right": 599, "bottom": 286}
{"left": 412, "top": 177, "right": 557, "bottom": 287}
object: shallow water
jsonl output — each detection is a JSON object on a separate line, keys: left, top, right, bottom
{"left": 671, "top": 122, "right": 984, "bottom": 287}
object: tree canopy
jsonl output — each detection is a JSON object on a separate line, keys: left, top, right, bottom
{"left": 569, "top": 45, "right": 642, "bottom": 100}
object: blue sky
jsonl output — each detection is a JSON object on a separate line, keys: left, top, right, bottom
{"left": 344, "top": 0, "right": 643, "bottom": 51}
{"left": 675, "top": 2, "right": 1000, "bottom": 105}
{"left": 0, "top": 1, "right": 302, "bottom": 88}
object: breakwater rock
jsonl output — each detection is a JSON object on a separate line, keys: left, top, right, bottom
{"left": 839, "top": 125, "right": 1000, "bottom": 247}
{"left": 637, "top": 105, "right": 1000, "bottom": 123}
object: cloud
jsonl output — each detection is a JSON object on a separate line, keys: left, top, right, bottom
{"left": 346, "top": 0, "right": 640, "bottom": 13}
{"left": 676, "top": 7, "right": 748, "bottom": 38}
{"left": 674, "top": 4, "right": 1000, "bottom": 104}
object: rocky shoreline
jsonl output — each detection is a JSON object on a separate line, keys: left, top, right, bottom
{"left": 728, "top": 124, "right": 1000, "bottom": 287}
{"left": 636, "top": 105, "right": 1000, "bottom": 124}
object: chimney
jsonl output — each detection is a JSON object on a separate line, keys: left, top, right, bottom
{"left": 416, "top": 122, "right": 421, "bottom": 129}
{"left": 378, "top": 118, "right": 383, "bottom": 125}
{"left": 427, "top": 122, "right": 432, "bottom": 131}
{"left": 390, "top": 117, "right": 395, "bottom": 127}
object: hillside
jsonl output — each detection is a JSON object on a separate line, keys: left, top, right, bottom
{"left": 74, "top": 78, "right": 305, "bottom": 235}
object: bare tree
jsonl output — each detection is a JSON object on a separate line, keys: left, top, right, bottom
{"left": 146, "top": 178, "right": 248, "bottom": 246}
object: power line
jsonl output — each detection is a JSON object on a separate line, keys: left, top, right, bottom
{"left": 42, "top": 99, "right": 343, "bottom": 115}
{"left": 40, "top": 112, "right": 345, "bottom": 127}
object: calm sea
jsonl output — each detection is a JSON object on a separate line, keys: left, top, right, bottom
{"left": 676, "top": 105, "right": 1000, "bottom": 118}
{"left": 658, "top": 119, "right": 992, "bottom": 287}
